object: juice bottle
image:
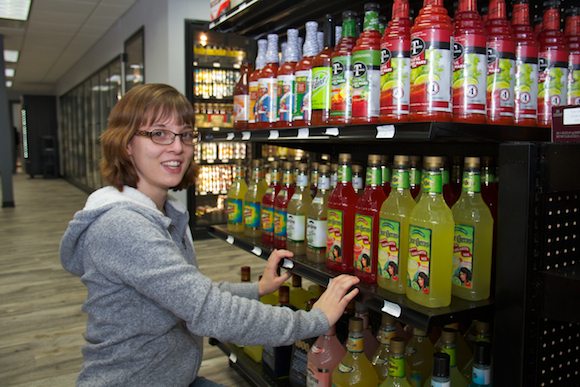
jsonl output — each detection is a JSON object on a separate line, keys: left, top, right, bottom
{"left": 428, "top": 353, "right": 450, "bottom": 387}
{"left": 309, "top": 161, "right": 319, "bottom": 198}
{"left": 534, "top": 14, "right": 543, "bottom": 39}
{"left": 380, "top": 0, "right": 412, "bottom": 123}
{"left": 330, "top": 11, "right": 358, "bottom": 125}
{"left": 227, "top": 160, "right": 248, "bottom": 233}
{"left": 405, "top": 328, "right": 436, "bottom": 387}
{"left": 234, "top": 60, "right": 253, "bottom": 130}
{"left": 262, "top": 286, "right": 295, "bottom": 379}
{"left": 441, "top": 158, "right": 457, "bottom": 207}
{"left": 288, "top": 274, "right": 312, "bottom": 310}
{"left": 353, "top": 155, "right": 387, "bottom": 283}
{"left": 371, "top": 314, "right": 398, "bottom": 383}
{"left": 378, "top": 155, "right": 416, "bottom": 294}
{"left": 249, "top": 39, "right": 267, "bottom": 130}
{"left": 257, "top": 34, "right": 279, "bottom": 129}
{"left": 468, "top": 342, "right": 492, "bottom": 387}
{"left": 537, "top": 0, "right": 569, "bottom": 128}
{"left": 294, "top": 21, "right": 319, "bottom": 127}
{"left": 409, "top": 0, "right": 454, "bottom": 122}
{"left": 512, "top": 0, "right": 539, "bottom": 127}
{"left": 355, "top": 302, "right": 380, "bottom": 359}
{"left": 406, "top": 156, "right": 454, "bottom": 308}
{"left": 452, "top": 0, "right": 487, "bottom": 124}
{"left": 312, "top": 14, "right": 335, "bottom": 126}
{"left": 244, "top": 159, "right": 267, "bottom": 238}
{"left": 382, "top": 155, "right": 392, "bottom": 197}
{"left": 259, "top": 159, "right": 270, "bottom": 193}
{"left": 261, "top": 161, "right": 281, "bottom": 245}
{"left": 409, "top": 156, "right": 422, "bottom": 200}
{"left": 331, "top": 317, "right": 379, "bottom": 386}
{"left": 274, "top": 161, "right": 295, "bottom": 249}
{"left": 307, "top": 325, "right": 346, "bottom": 387}
{"left": 353, "top": 164, "right": 365, "bottom": 196}
{"left": 424, "top": 329, "right": 469, "bottom": 386}
{"left": 330, "top": 162, "right": 339, "bottom": 189}
{"left": 277, "top": 28, "right": 300, "bottom": 127}
{"left": 461, "top": 320, "right": 492, "bottom": 382}
{"left": 327, "top": 154, "right": 359, "bottom": 273}
{"left": 352, "top": 3, "right": 382, "bottom": 124}
{"left": 565, "top": 7, "right": 580, "bottom": 106}
{"left": 307, "top": 164, "right": 331, "bottom": 263}
{"left": 451, "top": 157, "right": 494, "bottom": 301}
{"left": 379, "top": 337, "right": 412, "bottom": 387}
{"left": 287, "top": 163, "right": 311, "bottom": 255}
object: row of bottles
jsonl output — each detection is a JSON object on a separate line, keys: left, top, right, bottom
{"left": 196, "top": 164, "right": 234, "bottom": 194}
{"left": 193, "top": 142, "right": 246, "bottom": 162}
{"left": 194, "top": 68, "right": 240, "bottom": 100}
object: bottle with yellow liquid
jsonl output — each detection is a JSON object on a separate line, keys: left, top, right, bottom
{"left": 259, "top": 159, "right": 270, "bottom": 193}
{"left": 438, "top": 323, "right": 471, "bottom": 375}
{"left": 378, "top": 155, "right": 416, "bottom": 294}
{"left": 451, "top": 157, "right": 494, "bottom": 301}
{"left": 287, "top": 163, "right": 312, "bottom": 255}
{"left": 372, "top": 314, "right": 398, "bottom": 384}
{"left": 227, "top": 159, "right": 248, "bottom": 233}
{"left": 306, "top": 164, "right": 331, "bottom": 263}
{"left": 380, "top": 337, "right": 412, "bottom": 387}
{"left": 423, "top": 329, "right": 468, "bottom": 387}
{"left": 310, "top": 161, "right": 319, "bottom": 198}
{"left": 460, "top": 321, "right": 492, "bottom": 382}
{"left": 244, "top": 160, "right": 268, "bottom": 238}
{"left": 406, "top": 156, "right": 454, "bottom": 308}
{"left": 289, "top": 274, "right": 312, "bottom": 310}
{"left": 405, "top": 328, "right": 435, "bottom": 387}
{"left": 331, "top": 317, "right": 379, "bottom": 387}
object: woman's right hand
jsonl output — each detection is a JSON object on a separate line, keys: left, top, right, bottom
{"left": 311, "top": 275, "right": 360, "bottom": 327}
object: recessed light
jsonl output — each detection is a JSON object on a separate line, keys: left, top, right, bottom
{"left": 6, "top": 80, "right": 13, "bottom": 87}
{"left": 5, "top": 68, "right": 15, "bottom": 77}
{"left": 0, "top": 0, "right": 32, "bottom": 21}
{"left": 4, "top": 50, "right": 19, "bottom": 62}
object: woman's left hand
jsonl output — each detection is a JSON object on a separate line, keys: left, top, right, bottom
{"left": 258, "top": 249, "right": 293, "bottom": 297}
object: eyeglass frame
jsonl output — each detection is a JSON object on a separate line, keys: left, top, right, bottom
{"left": 135, "top": 129, "right": 201, "bottom": 146}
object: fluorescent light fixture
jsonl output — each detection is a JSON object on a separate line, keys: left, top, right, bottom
{"left": 6, "top": 80, "right": 12, "bottom": 87}
{"left": 4, "top": 49, "right": 19, "bottom": 62}
{"left": 5, "top": 68, "right": 14, "bottom": 77}
{"left": 0, "top": 0, "right": 32, "bottom": 21}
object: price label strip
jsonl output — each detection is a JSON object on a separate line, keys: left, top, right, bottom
{"left": 376, "top": 125, "right": 395, "bottom": 139}
{"left": 268, "top": 130, "right": 279, "bottom": 140}
{"left": 297, "top": 128, "right": 309, "bottom": 139}
{"left": 382, "top": 300, "right": 402, "bottom": 318}
{"left": 251, "top": 246, "right": 262, "bottom": 256}
{"left": 226, "top": 132, "right": 235, "bottom": 140}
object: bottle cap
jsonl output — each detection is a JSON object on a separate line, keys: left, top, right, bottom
{"left": 432, "top": 352, "right": 451, "bottom": 378}
{"left": 566, "top": 7, "right": 580, "bottom": 17}
{"left": 338, "top": 153, "right": 352, "bottom": 163}
{"left": 474, "top": 341, "right": 492, "bottom": 365}
{"left": 311, "top": 162, "right": 319, "bottom": 170}
{"left": 319, "top": 164, "right": 330, "bottom": 174}
{"left": 252, "top": 159, "right": 261, "bottom": 168}
{"left": 303, "top": 21, "right": 319, "bottom": 57}
{"left": 440, "top": 328, "right": 457, "bottom": 344}
{"left": 367, "top": 154, "right": 381, "bottom": 165}
{"left": 286, "top": 28, "right": 300, "bottom": 63}
{"left": 365, "top": 2, "right": 380, "bottom": 12}
{"left": 331, "top": 163, "right": 339, "bottom": 172}
{"left": 265, "top": 34, "right": 279, "bottom": 64}
{"left": 256, "top": 39, "right": 268, "bottom": 69}
{"left": 352, "top": 164, "right": 363, "bottom": 173}
{"left": 292, "top": 274, "right": 302, "bottom": 287}
{"left": 279, "top": 285, "right": 290, "bottom": 304}
{"left": 390, "top": 337, "right": 406, "bottom": 354}
{"left": 283, "top": 161, "right": 293, "bottom": 170}
{"left": 235, "top": 159, "right": 244, "bottom": 166}
{"left": 270, "top": 160, "right": 279, "bottom": 169}
{"left": 382, "top": 313, "right": 396, "bottom": 325}
{"left": 298, "top": 163, "right": 308, "bottom": 172}
{"left": 464, "top": 156, "right": 480, "bottom": 168}
{"left": 342, "top": 10, "right": 357, "bottom": 19}
{"left": 476, "top": 320, "right": 490, "bottom": 333}
{"left": 409, "top": 155, "right": 421, "bottom": 167}
{"left": 393, "top": 155, "right": 410, "bottom": 166}
{"left": 423, "top": 156, "right": 443, "bottom": 168}
{"left": 349, "top": 317, "right": 364, "bottom": 332}
{"left": 241, "top": 266, "right": 251, "bottom": 281}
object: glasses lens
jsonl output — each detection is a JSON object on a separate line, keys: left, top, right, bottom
{"left": 151, "top": 129, "right": 173, "bottom": 145}
{"left": 182, "top": 131, "right": 200, "bottom": 145}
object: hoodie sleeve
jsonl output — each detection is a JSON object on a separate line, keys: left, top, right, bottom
{"left": 85, "top": 208, "right": 328, "bottom": 346}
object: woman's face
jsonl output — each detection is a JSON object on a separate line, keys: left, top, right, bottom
{"left": 418, "top": 276, "right": 424, "bottom": 288}
{"left": 388, "top": 265, "right": 394, "bottom": 275}
{"left": 460, "top": 271, "right": 467, "bottom": 282}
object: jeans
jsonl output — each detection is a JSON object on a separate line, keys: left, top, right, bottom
{"left": 189, "top": 376, "right": 228, "bottom": 387}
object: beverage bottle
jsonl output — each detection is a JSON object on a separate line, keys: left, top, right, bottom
{"left": 449, "top": 156, "right": 462, "bottom": 200}
{"left": 261, "top": 161, "right": 281, "bottom": 245}
{"left": 468, "top": 342, "right": 492, "bottom": 387}
{"left": 565, "top": 7, "right": 580, "bottom": 106}
{"left": 441, "top": 158, "right": 457, "bottom": 207}
{"left": 307, "top": 164, "right": 332, "bottom": 263}
{"left": 512, "top": 0, "right": 539, "bottom": 127}
{"left": 259, "top": 159, "right": 270, "bottom": 193}
{"left": 407, "top": 156, "right": 454, "bottom": 308}
{"left": 452, "top": 0, "right": 487, "bottom": 124}
{"left": 331, "top": 317, "right": 379, "bottom": 386}
{"left": 371, "top": 314, "right": 398, "bottom": 383}
{"left": 405, "top": 328, "right": 436, "bottom": 387}
{"left": 327, "top": 154, "right": 359, "bottom": 273}
{"left": 382, "top": 155, "right": 392, "bottom": 197}
{"left": 534, "top": 14, "right": 543, "bottom": 39}
{"left": 480, "top": 157, "right": 498, "bottom": 222}
{"left": 287, "top": 163, "right": 312, "bottom": 255}
{"left": 353, "top": 155, "right": 387, "bottom": 283}
{"left": 249, "top": 39, "right": 267, "bottom": 129}
{"left": 244, "top": 159, "right": 267, "bottom": 238}
{"left": 294, "top": 21, "right": 319, "bottom": 127}
{"left": 460, "top": 320, "right": 492, "bottom": 381}
{"left": 437, "top": 323, "right": 472, "bottom": 375}
{"left": 330, "top": 11, "right": 358, "bottom": 125}
{"left": 262, "top": 286, "right": 295, "bottom": 378}
{"left": 537, "top": 0, "right": 568, "bottom": 128}
{"left": 234, "top": 60, "right": 253, "bottom": 130}
{"left": 409, "top": 0, "right": 454, "bottom": 122}
{"left": 257, "top": 34, "right": 279, "bottom": 129}
{"left": 428, "top": 353, "right": 451, "bottom": 387}
{"left": 306, "top": 325, "right": 346, "bottom": 387}
{"left": 424, "top": 329, "right": 469, "bottom": 386}
{"left": 485, "top": 0, "right": 516, "bottom": 125}
{"left": 355, "top": 302, "right": 380, "bottom": 359}
{"left": 312, "top": 14, "right": 335, "bottom": 126}
{"left": 274, "top": 161, "right": 295, "bottom": 249}
{"left": 379, "top": 337, "right": 412, "bottom": 387}
{"left": 280, "top": 41, "right": 287, "bottom": 66}
{"left": 330, "top": 163, "right": 339, "bottom": 189}
{"left": 378, "top": 155, "right": 416, "bottom": 294}
{"left": 352, "top": 3, "right": 382, "bottom": 124}
{"left": 409, "top": 156, "right": 422, "bottom": 200}
{"left": 227, "top": 160, "right": 248, "bottom": 233}
{"left": 353, "top": 164, "right": 365, "bottom": 196}
{"left": 309, "top": 161, "right": 319, "bottom": 198}
{"left": 289, "top": 274, "right": 311, "bottom": 310}
{"left": 277, "top": 29, "right": 300, "bottom": 127}
{"left": 259, "top": 274, "right": 278, "bottom": 306}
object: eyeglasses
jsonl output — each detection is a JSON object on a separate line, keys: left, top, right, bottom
{"left": 135, "top": 129, "right": 201, "bottom": 146}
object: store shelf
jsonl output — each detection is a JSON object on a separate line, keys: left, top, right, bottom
{"left": 209, "top": 224, "right": 494, "bottom": 332}
{"left": 538, "top": 266, "right": 580, "bottom": 324}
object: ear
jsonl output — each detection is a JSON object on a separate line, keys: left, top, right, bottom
{"left": 126, "top": 137, "right": 134, "bottom": 156}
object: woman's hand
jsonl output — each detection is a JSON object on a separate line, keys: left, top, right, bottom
{"left": 258, "top": 249, "right": 293, "bottom": 297}
{"left": 312, "top": 275, "right": 360, "bottom": 327}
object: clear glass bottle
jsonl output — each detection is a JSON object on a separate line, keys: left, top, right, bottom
{"left": 307, "top": 164, "right": 331, "bottom": 263}
{"left": 405, "top": 328, "right": 436, "bottom": 387}
{"left": 372, "top": 314, "right": 398, "bottom": 384}
{"left": 469, "top": 342, "right": 492, "bottom": 387}
{"left": 380, "top": 337, "right": 412, "bottom": 387}
{"left": 424, "top": 328, "right": 468, "bottom": 386}
{"left": 429, "top": 353, "right": 451, "bottom": 387}
{"left": 287, "top": 163, "right": 312, "bottom": 255}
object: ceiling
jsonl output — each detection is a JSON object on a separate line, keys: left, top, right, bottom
{"left": 1, "top": 0, "right": 139, "bottom": 95}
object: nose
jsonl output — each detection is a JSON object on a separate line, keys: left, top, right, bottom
{"left": 167, "top": 135, "right": 185, "bottom": 153}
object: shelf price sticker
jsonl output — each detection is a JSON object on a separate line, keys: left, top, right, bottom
{"left": 297, "top": 128, "right": 309, "bottom": 139}
{"left": 241, "top": 131, "right": 251, "bottom": 140}
{"left": 226, "top": 132, "right": 235, "bottom": 141}
{"left": 376, "top": 125, "right": 395, "bottom": 139}
{"left": 268, "top": 130, "right": 279, "bottom": 140}
{"left": 563, "top": 107, "right": 580, "bottom": 125}
{"left": 324, "top": 127, "right": 340, "bottom": 136}
{"left": 251, "top": 246, "right": 262, "bottom": 256}
{"left": 382, "top": 300, "right": 402, "bottom": 318}
{"left": 281, "top": 258, "right": 295, "bottom": 269}
{"left": 226, "top": 235, "right": 235, "bottom": 244}
{"left": 228, "top": 353, "right": 238, "bottom": 363}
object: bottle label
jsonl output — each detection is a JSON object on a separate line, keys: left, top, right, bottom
{"left": 331, "top": 55, "right": 354, "bottom": 119}
{"left": 410, "top": 29, "right": 453, "bottom": 113}
{"left": 388, "top": 356, "right": 406, "bottom": 378}
{"left": 290, "top": 339, "right": 314, "bottom": 386}
{"left": 257, "top": 77, "right": 278, "bottom": 123}
{"left": 408, "top": 225, "right": 432, "bottom": 294}
{"left": 336, "top": 362, "right": 354, "bottom": 374}
{"left": 353, "top": 214, "right": 373, "bottom": 273}
{"left": 352, "top": 49, "right": 381, "bottom": 118}
{"left": 227, "top": 198, "right": 243, "bottom": 224}
{"left": 430, "top": 380, "right": 451, "bottom": 387}
{"left": 371, "top": 352, "right": 388, "bottom": 366}
{"left": 306, "top": 362, "right": 331, "bottom": 387}
{"left": 410, "top": 168, "right": 421, "bottom": 186}
{"left": 294, "top": 69, "right": 313, "bottom": 121}
{"left": 422, "top": 171, "right": 442, "bottom": 194}
{"left": 568, "top": 53, "right": 580, "bottom": 106}
{"left": 352, "top": 176, "right": 363, "bottom": 191}
{"left": 381, "top": 166, "right": 390, "bottom": 185}
{"left": 261, "top": 205, "right": 274, "bottom": 235}
{"left": 278, "top": 74, "right": 296, "bottom": 122}
{"left": 327, "top": 209, "right": 344, "bottom": 262}
{"left": 307, "top": 218, "right": 327, "bottom": 250}
{"left": 378, "top": 219, "right": 400, "bottom": 281}
{"left": 409, "top": 370, "right": 422, "bottom": 387}
{"left": 368, "top": 166, "right": 381, "bottom": 186}
{"left": 391, "top": 169, "right": 410, "bottom": 190}
{"left": 296, "top": 174, "right": 309, "bottom": 187}
{"left": 472, "top": 367, "right": 491, "bottom": 384}
{"left": 381, "top": 40, "right": 412, "bottom": 116}
{"left": 345, "top": 335, "right": 364, "bottom": 353}
{"left": 312, "top": 66, "right": 332, "bottom": 110}
{"left": 330, "top": 173, "right": 338, "bottom": 188}
{"left": 318, "top": 176, "right": 330, "bottom": 190}
{"left": 453, "top": 34, "right": 487, "bottom": 115}
{"left": 249, "top": 80, "right": 259, "bottom": 124}
{"left": 462, "top": 171, "right": 481, "bottom": 193}
{"left": 287, "top": 213, "right": 306, "bottom": 243}
{"left": 441, "top": 345, "right": 457, "bottom": 368}
{"left": 514, "top": 44, "right": 539, "bottom": 120}
{"left": 380, "top": 328, "right": 396, "bottom": 345}
{"left": 538, "top": 49, "right": 569, "bottom": 124}
{"left": 244, "top": 202, "right": 261, "bottom": 228}
{"left": 274, "top": 208, "right": 288, "bottom": 237}
{"left": 338, "top": 164, "right": 352, "bottom": 183}
{"left": 453, "top": 225, "right": 474, "bottom": 289}
{"left": 487, "top": 40, "right": 516, "bottom": 119}
{"left": 234, "top": 94, "right": 250, "bottom": 122}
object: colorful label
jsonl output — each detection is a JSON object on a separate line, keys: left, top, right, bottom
{"left": 353, "top": 214, "right": 373, "bottom": 273}
{"left": 294, "top": 69, "right": 312, "bottom": 121}
{"left": 338, "top": 164, "right": 352, "bottom": 183}
{"left": 336, "top": 362, "right": 354, "bottom": 374}
{"left": 378, "top": 219, "right": 400, "bottom": 281}
{"left": 307, "top": 362, "right": 331, "bottom": 386}
{"left": 380, "top": 41, "right": 411, "bottom": 116}
{"left": 227, "top": 198, "right": 243, "bottom": 224}
{"left": 352, "top": 49, "right": 381, "bottom": 118}
{"left": 487, "top": 40, "right": 516, "bottom": 119}
{"left": 290, "top": 338, "right": 315, "bottom": 386}
{"left": 462, "top": 171, "right": 481, "bottom": 193}
{"left": 422, "top": 171, "right": 442, "bottom": 194}
{"left": 274, "top": 206, "right": 288, "bottom": 238}
{"left": 453, "top": 34, "right": 487, "bottom": 115}
{"left": 352, "top": 175, "right": 363, "bottom": 191}
{"left": 234, "top": 94, "right": 250, "bottom": 122}
{"left": 391, "top": 168, "right": 409, "bottom": 190}
{"left": 327, "top": 209, "right": 344, "bottom": 262}
{"left": 431, "top": 380, "right": 451, "bottom": 387}
{"left": 388, "top": 356, "right": 406, "bottom": 378}
{"left": 278, "top": 74, "right": 296, "bottom": 122}
{"left": 331, "top": 55, "right": 354, "bottom": 119}
{"left": 287, "top": 214, "right": 306, "bottom": 243}
{"left": 244, "top": 202, "right": 261, "bottom": 228}
{"left": 249, "top": 80, "right": 258, "bottom": 124}
{"left": 345, "top": 335, "right": 364, "bottom": 353}
{"left": 410, "top": 168, "right": 421, "bottom": 187}
{"left": 568, "top": 53, "right": 580, "bottom": 106}
{"left": 381, "top": 166, "right": 390, "bottom": 185}
{"left": 312, "top": 66, "right": 332, "bottom": 110}
{"left": 408, "top": 225, "right": 432, "bottom": 294}
{"left": 514, "top": 44, "right": 539, "bottom": 120}
{"left": 261, "top": 205, "right": 274, "bottom": 235}
{"left": 409, "top": 371, "right": 422, "bottom": 387}
{"left": 538, "top": 49, "right": 569, "bottom": 124}
{"left": 380, "top": 328, "right": 396, "bottom": 345}
{"left": 257, "top": 77, "right": 277, "bottom": 123}
{"left": 441, "top": 346, "right": 457, "bottom": 367}
{"left": 453, "top": 225, "right": 474, "bottom": 289}
{"left": 307, "top": 218, "right": 327, "bottom": 250}
{"left": 472, "top": 367, "right": 491, "bottom": 385}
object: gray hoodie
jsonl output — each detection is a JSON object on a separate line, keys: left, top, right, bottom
{"left": 60, "top": 186, "right": 329, "bottom": 386}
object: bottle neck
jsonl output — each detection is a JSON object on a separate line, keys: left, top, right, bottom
{"left": 282, "top": 169, "right": 294, "bottom": 186}
{"left": 296, "top": 172, "right": 308, "bottom": 188}
{"left": 543, "top": 8, "right": 561, "bottom": 31}
{"left": 388, "top": 352, "right": 406, "bottom": 378}
{"left": 392, "top": 0, "right": 410, "bottom": 19}
{"left": 380, "top": 325, "right": 397, "bottom": 345}
{"left": 422, "top": 167, "right": 443, "bottom": 195}
{"left": 391, "top": 168, "right": 410, "bottom": 190}
{"left": 270, "top": 169, "right": 281, "bottom": 185}
{"left": 367, "top": 165, "right": 381, "bottom": 187}
{"left": 512, "top": 2, "right": 531, "bottom": 26}
{"left": 317, "top": 174, "right": 330, "bottom": 191}
{"left": 565, "top": 15, "right": 580, "bottom": 36}
{"left": 441, "top": 343, "right": 457, "bottom": 367}
{"left": 488, "top": 0, "right": 507, "bottom": 20}
{"left": 343, "top": 18, "right": 357, "bottom": 38}
{"left": 338, "top": 163, "right": 352, "bottom": 184}
{"left": 462, "top": 168, "right": 481, "bottom": 194}
{"left": 234, "top": 166, "right": 245, "bottom": 180}
{"left": 363, "top": 10, "right": 380, "bottom": 32}
{"left": 346, "top": 331, "right": 364, "bottom": 353}
{"left": 251, "top": 168, "right": 260, "bottom": 182}
{"left": 457, "top": 0, "right": 477, "bottom": 13}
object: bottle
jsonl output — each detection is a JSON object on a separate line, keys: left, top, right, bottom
{"left": 244, "top": 160, "right": 267, "bottom": 238}
{"left": 406, "top": 156, "right": 454, "bottom": 308}
{"left": 261, "top": 161, "right": 281, "bottom": 245}
{"left": 480, "top": 157, "right": 498, "bottom": 222}
{"left": 306, "top": 325, "right": 346, "bottom": 387}
{"left": 249, "top": 39, "right": 267, "bottom": 129}
{"left": 512, "top": 0, "right": 539, "bottom": 127}
{"left": 469, "top": 342, "right": 492, "bottom": 387}
{"left": 259, "top": 159, "right": 270, "bottom": 193}
{"left": 227, "top": 160, "right": 248, "bottom": 233}
{"left": 533, "top": 14, "right": 543, "bottom": 38}
{"left": 428, "top": 353, "right": 451, "bottom": 387}
{"left": 234, "top": 60, "right": 253, "bottom": 130}
{"left": 274, "top": 161, "right": 296, "bottom": 249}
{"left": 438, "top": 323, "right": 472, "bottom": 374}
{"left": 352, "top": 3, "right": 382, "bottom": 124}
{"left": 380, "top": 0, "right": 412, "bottom": 123}
{"left": 449, "top": 156, "right": 462, "bottom": 200}
{"left": 537, "top": 0, "right": 568, "bottom": 128}
{"left": 409, "top": 0, "right": 454, "bottom": 122}
{"left": 371, "top": 314, "right": 398, "bottom": 384}
{"left": 378, "top": 155, "right": 416, "bottom": 294}
{"left": 460, "top": 321, "right": 492, "bottom": 382}
{"left": 262, "top": 286, "right": 295, "bottom": 379}
{"left": 331, "top": 317, "right": 379, "bottom": 386}
{"left": 287, "top": 163, "right": 311, "bottom": 256}
{"left": 382, "top": 155, "right": 392, "bottom": 197}
{"left": 566, "top": 7, "right": 580, "bottom": 106}
{"left": 424, "top": 329, "right": 469, "bottom": 386}
{"left": 353, "top": 164, "right": 365, "bottom": 196}
{"left": 452, "top": 0, "right": 487, "bottom": 124}
{"left": 353, "top": 155, "right": 387, "bottom": 283}
{"left": 277, "top": 29, "right": 300, "bottom": 127}
{"left": 330, "top": 163, "right": 339, "bottom": 189}
{"left": 379, "top": 337, "right": 412, "bottom": 387}
{"left": 451, "top": 157, "right": 494, "bottom": 301}
{"left": 327, "top": 154, "right": 359, "bottom": 273}
{"left": 409, "top": 156, "right": 422, "bottom": 200}
{"left": 307, "top": 164, "right": 332, "bottom": 263}
{"left": 288, "top": 274, "right": 311, "bottom": 310}
{"left": 257, "top": 34, "right": 279, "bottom": 129}
{"left": 355, "top": 302, "right": 380, "bottom": 359}
{"left": 330, "top": 10, "right": 358, "bottom": 125}
{"left": 405, "top": 328, "right": 436, "bottom": 387}
{"left": 441, "top": 158, "right": 457, "bottom": 208}
{"left": 309, "top": 161, "right": 319, "bottom": 198}
{"left": 485, "top": 0, "right": 516, "bottom": 125}
{"left": 312, "top": 14, "right": 335, "bottom": 126}
{"left": 294, "top": 21, "right": 319, "bottom": 127}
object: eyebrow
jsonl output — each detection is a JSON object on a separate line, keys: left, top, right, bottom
{"left": 150, "top": 123, "right": 194, "bottom": 130}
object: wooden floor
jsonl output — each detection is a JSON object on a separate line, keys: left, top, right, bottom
{"left": 0, "top": 173, "right": 285, "bottom": 386}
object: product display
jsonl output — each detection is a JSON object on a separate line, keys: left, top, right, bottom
{"left": 226, "top": 159, "right": 247, "bottom": 233}
{"left": 287, "top": 163, "right": 312, "bottom": 256}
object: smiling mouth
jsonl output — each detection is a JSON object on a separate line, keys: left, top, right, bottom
{"left": 162, "top": 161, "right": 181, "bottom": 170}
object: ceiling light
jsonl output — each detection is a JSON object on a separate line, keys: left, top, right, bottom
{"left": 4, "top": 49, "right": 19, "bottom": 62}
{"left": 0, "top": 0, "right": 32, "bottom": 21}
{"left": 5, "top": 68, "right": 14, "bottom": 77}
{"left": 6, "top": 80, "right": 13, "bottom": 87}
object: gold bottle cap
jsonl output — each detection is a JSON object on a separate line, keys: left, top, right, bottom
{"left": 241, "top": 266, "right": 251, "bottom": 282}
{"left": 440, "top": 328, "right": 457, "bottom": 344}
{"left": 409, "top": 155, "right": 421, "bottom": 166}
{"left": 390, "top": 337, "right": 406, "bottom": 354}
{"left": 311, "top": 162, "right": 319, "bottom": 170}
{"left": 279, "top": 286, "right": 290, "bottom": 304}
{"left": 349, "top": 317, "right": 363, "bottom": 333}
{"left": 393, "top": 155, "right": 410, "bottom": 166}
{"left": 381, "top": 155, "right": 390, "bottom": 164}
{"left": 464, "top": 157, "right": 480, "bottom": 168}
{"left": 331, "top": 163, "right": 339, "bottom": 172}
{"left": 352, "top": 164, "right": 363, "bottom": 173}
{"left": 283, "top": 161, "right": 293, "bottom": 170}
{"left": 319, "top": 164, "right": 330, "bottom": 174}
{"left": 252, "top": 159, "right": 261, "bottom": 168}
{"left": 338, "top": 153, "right": 352, "bottom": 163}
{"left": 270, "top": 160, "right": 279, "bottom": 169}
{"left": 476, "top": 321, "right": 490, "bottom": 333}
{"left": 423, "top": 156, "right": 443, "bottom": 168}
{"left": 298, "top": 163, "right": 308, "bottom": 172}
{"left": 368, "top": 154, "right": 382, "bottom": 165}
{"left": 292, "top": 274, "right": 302, "bottom": 287}
{"left": 381, "top": 313, "right": 395, "bottom": 326}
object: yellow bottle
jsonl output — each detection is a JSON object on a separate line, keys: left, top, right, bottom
{"left": 451, "top": 157, "right": 494, "bottom": 301}
{"left": 405, "top": 328, "right": 435, "bottom": 387}
{"left": 244, "top": 160, "right": 268, "bottom": 238}
{"left": 440, "top": 323, "right": 471, "bottom": 375}
{"left": 259, "top": 159, "right": 270, "bottom": 193}
{"left": 423, "top": 329, "right": 468, "bottom": 387}
{"left": 406, "top": 156, "right": 454, "bottom": 308}
{"left": 310, "top": 161, "right": 319, "bottom": 198}
{"left": 372, "top": 314, "right": 398, "bottom": 384}
{"left": 378, "top": 155, "right": 416, "bottom": 294}
{"left": 380, "top": 337, "right": 412, "bottom": 387}
{"left": 332, "top": 317, "right": 379, "bottom": 387}
{"left": 227, "top": 159, "right": 248, "bottom": 233}
{"left": 306, "top": 164, "right": 331, "bottom": 263}
{"left": 287, "top": 163, "right": 312, "bottom": 255}
{"left": 289, "top": 274, "right": 312, "bottom": 310}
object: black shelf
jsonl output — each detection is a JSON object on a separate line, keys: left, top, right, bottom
{"left": 538, "top": 266, "right": 580, "bottom": 324}
{"left": 195, "top": 96, "right": 235, "bottom": 103}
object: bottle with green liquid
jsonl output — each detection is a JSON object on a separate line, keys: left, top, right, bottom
{"left": 372, "top": 314, "right": 398, "bottom": 384}
{"left": 405, "top": 328, "right": 435, "bottom": 387}
{"left": 227, "top": 159, "right": 248, "bottom": 233}
{"left": 380, "top": 337, "right": 412, "bottom": 387}
{"left": 287, "top": 163, "right": 312, "bottom": 255}
{"left": 244, "top": 159, "right": 267, "bottom": 238}
{"left": 423, "top": 329, "right": 468, "bottom": 386}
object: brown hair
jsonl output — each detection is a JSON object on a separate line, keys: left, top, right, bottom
{"left": 99, "top": 83, "right": 198, "bottom": 191}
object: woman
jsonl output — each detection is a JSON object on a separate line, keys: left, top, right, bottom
{"left": 60, "top": 84, "right": 360, "bottom": 386}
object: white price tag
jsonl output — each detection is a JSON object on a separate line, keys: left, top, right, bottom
{"left": 563, "top": 107, "right": 580, "bottom": 125}
{"left": 324, "top": 127, "right": 339, "bottom": 136}
{"left": 251, "top": 246, "right": 262, "bottom": 256}
{"left": 241, "top": 131, "right": 251, "bottom": 140}
{"left": 327, "top": 278, "right": 333, "bottom": 287}
{"left": 238, "top": 1, "right": 248, "bottom": 10}
{"left": 281, "top": 258, "right": 295, "bottom": 269}
{"left": 229, "top": 353, "right": 238, "bottom": 363}
{"left": 268, "top": 130, "right": 279, "bottom": 139}
{"left": 219, "top": 14, "right": 226, "bottom": 23}
{"left": 226, "top": 236, "right": 234, "bottom": 244}
{"left": 376, "top": 125, "right": 395, "bottom": 139}
{"left": 382, "top": 300, "right": 402, "bottom": 318}
{"left": 297, "top": 128, "right": 309, "bottom": 138}
{"left": 226, "top": 132, "right": 235, "bottom": 140}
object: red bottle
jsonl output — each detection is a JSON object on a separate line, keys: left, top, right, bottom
{"left": 409, "top": 155, "right": 422, "bottom": 199}
{"left": 249, "top": 39, "right": 267, "bottom": 130}
{"left": 274, "top": 162, "right": 295, "bottom": 249}
{"left": 534, "top": 14, "right": 543, "bottom": 39}
{"left": 312, "top": 14, "right": 335, "bottom": 126}
{"left": 261, "top": 161, "right": 281, "bottom": 246}
{"left": 234, "top": 61, "right": 253, "bottom": 130}
{"left": 257, "top": 34, "right": 279, "bottom": 129}
{"left": 381, "top": 155, "right": 391, "bottom": 197}
{"left": 294, "top": 21, "right": 319, "bottom": 128}
{"left": 277, "top": 29, "right": 300, "bottom": 127}
{"left": 565, "top": 7, "right": 580, "bottom": 106}
{"left": 441, "top": 158, "right": 457, "bottom": 207}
